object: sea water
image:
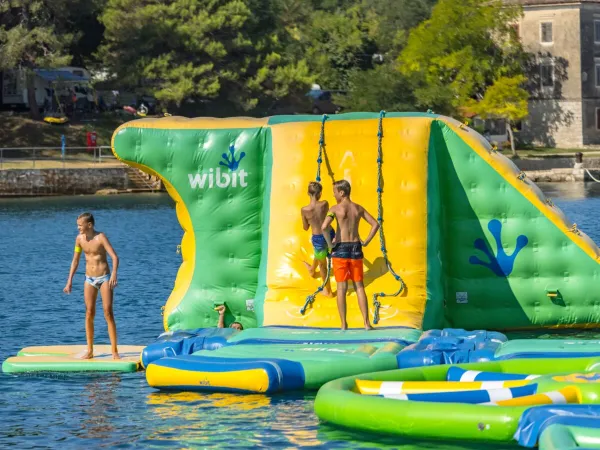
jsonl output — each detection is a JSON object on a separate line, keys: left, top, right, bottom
{"left": 1, "top": 183, "right": 600, "bottom": 449}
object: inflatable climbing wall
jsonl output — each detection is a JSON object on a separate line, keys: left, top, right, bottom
{"left": 112, "top": 112, "right": 600, "bottom": 331}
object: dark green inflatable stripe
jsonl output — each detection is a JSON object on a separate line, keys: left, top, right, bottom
{"left": 267, "top": 111, "right": 439, "bottom": 125}
{"left": 423, "top": 122, "right": 445, "bottom": 330}
{"left": 254, "top": 128, "right": 273, "bottom": 326}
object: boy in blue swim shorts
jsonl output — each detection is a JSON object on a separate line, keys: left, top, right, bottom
{"left": 301, "top": 181, "right": 335, "bottom": 297}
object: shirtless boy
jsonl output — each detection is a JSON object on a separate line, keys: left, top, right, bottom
{"left": 301, "top": 181, "right": 335, "bottom": 297}
{"left": 321, "top": 180, "right": 380, "bottom": 330}
{"left": 63, "top": 212, "right": 120, "bottom": 359}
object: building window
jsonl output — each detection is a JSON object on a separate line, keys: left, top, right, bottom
{"left": 596, "top": 108, "right": 600, "bottom": 130}
{"left": 596, "top": 64, "right": 600, "bottom": 87}
{"left": 540, "top": 22, "right": 553, "bottom": 44}
{"left": 595, "top": 21, "right": 600, "bottom": 43}
{"left": 540, "top": 63, "right": 554, "bottom": 87}
{"left": 2, "top": 71, "right": 18, "bottom": 96}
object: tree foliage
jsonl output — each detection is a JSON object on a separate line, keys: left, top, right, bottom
{"left": 468, "top": 75, "right": 529, "bottom": 155}
{"left": 398, "top": 0, "right": 526, "bottom": 116}
{"left": 0, "top": 0, "right": 75, "bottom": 118}
{"left": 0, "top": 0, "right": 536, "bottom": 121}
{"left": 98, "top": 0, "right": 312, "bottom": 112}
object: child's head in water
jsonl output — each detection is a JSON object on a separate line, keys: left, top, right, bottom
{"left": 308, "top": 181, "right": 322, "bottom": 200}
{"left": 230, "top": 322, "right": 243, "bottom": 330}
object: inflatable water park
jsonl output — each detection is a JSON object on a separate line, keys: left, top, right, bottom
{"left": 5, "top": 111, "right": 600, "bottom": 448}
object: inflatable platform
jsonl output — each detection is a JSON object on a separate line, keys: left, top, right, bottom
{"left": 2, "top": 345, "right": 143, "bottom": 373}
{"left": 314, "top": 356, "right": 600, "bottom": 444}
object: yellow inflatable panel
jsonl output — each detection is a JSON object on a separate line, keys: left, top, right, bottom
{"left": 263, "top": 118, "right": 430, "bottom": 328}
{"left": 355, "top": 379, "right": 530, "bottom": 395}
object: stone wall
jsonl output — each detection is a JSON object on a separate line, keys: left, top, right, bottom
{"left": 0, "top": 167, "right": 129, "bottom": 196}
{"left": 522, "top": 100, "right": 584, "bottom": 148}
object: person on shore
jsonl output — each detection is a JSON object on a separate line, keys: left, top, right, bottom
{"left": 63, "top": 212, "right": 120, "bottom": 359}
{"left": 215, "top": 304, "right": 243, "bottom": 330}
{"left": 321, "top": 180, "right": 379, "bottom": 330}
{"left": 301, "top": 181, "right": 335, "bottom": 297}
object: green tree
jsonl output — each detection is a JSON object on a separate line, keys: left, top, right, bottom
{"left": 98, "top": 0, "right": 312, "bottom": 113}
{"left": 398, "top": 0, "right": 525, "bottom": 116}
{"left": 468, "top": 75, "right": 529, "bottom": 156}
{"left": 318, "top": 0, "right": 435, "bottom": 112}
{"left": 0, "top": 0, "right": 74, "bottom": 119}
{"left": 336, "top": 63, "right": 416, "bottom": 112}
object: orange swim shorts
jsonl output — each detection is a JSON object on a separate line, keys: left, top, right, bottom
{"left": 332, "top": 257, "right": 364, "bottom": 283}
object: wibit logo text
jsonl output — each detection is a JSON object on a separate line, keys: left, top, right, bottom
{"left": 188, "top": 168, "right": 248, "bottom": 189}
{"left": 188, "top": 144, "right": 248, "bottom": 189}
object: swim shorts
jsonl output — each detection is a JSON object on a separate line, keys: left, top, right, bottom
{"left": 331, "top": 242, "right": 364, "bottom": 282}
{"left": 311, "top": 229, "right": 335, "bottom": 260}
{"left": 85, "top": 273, "right": 110, "bottom": 289}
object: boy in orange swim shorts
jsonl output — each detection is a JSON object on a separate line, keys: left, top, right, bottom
{"left": 321, "top": 180, "right": 380, "bottom": 330}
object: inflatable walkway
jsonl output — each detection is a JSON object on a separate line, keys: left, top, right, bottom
{"left": 106, "top": 111, "right": 600, "bottom": 391}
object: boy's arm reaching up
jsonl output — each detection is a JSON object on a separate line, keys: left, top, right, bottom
{"left": 360, "top": 206, "right": 380, "bottom": 247}
{"left": 63, "top": 237, "right": 82, "bottom": 294}
{"left": 100, "top": 233, "right": 119, "bottom": 289}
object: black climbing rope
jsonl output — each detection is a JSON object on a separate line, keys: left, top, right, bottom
{"left": 301, "top": 115, "right": 332, "bottom": 315}
{"left": 372, "top": 110, "right": 406, "bottom": 324}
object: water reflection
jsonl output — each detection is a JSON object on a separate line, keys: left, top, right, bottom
{"left": 538, "top": 181, "right": 600, "bottom": 200}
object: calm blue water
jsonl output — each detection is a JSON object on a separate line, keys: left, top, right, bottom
{"left": 1, "top": 183, "right": 600, "bottom": 449}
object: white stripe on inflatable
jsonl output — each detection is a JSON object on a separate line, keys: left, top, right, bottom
{"left": 379, "top": 382, "right": 403, "bottom": 395}
{"left": 545, "top": 390, "right": 567, "bottom": 404}
{"left": 383, "top": 393, "right": 409, "bottom": 400}
{"left": 481, "top": 381, "right": 505, "bottom": 390}
{"left": 460, "top": 370, "right": 480, "bottom": 382}
{"left": 487, "top": 388, "right": 513, "bottom": 403}
{"left": 525, "top": 375, "right": 541, "bottom": 380}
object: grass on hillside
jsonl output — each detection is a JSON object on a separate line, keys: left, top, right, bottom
{"left": 0, "top": 113, "right": 133, "bottom": 148}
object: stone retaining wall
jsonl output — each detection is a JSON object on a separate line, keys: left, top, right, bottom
{"left": 0, "top": 168, "right": 129, "bottom": 196}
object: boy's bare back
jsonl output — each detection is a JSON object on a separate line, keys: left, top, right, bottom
{"left": 76, "top": 232, "right": 110, "bottom": 277}
{"left": 330, "top": 200, "right": 368, "bottom": 243}
{"left": 302, "top": 200, "right": 329, "bottom": 235}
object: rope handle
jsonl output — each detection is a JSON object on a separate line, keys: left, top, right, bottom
{"left": 372, "top": 110, "right": 406, "bottom": 324}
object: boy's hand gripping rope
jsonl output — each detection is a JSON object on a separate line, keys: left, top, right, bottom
{"left": 301, "top": 115, "right": 331, "bottom": 315}
{"left": 372, "top": 110, "right": 406, "bottom": 324}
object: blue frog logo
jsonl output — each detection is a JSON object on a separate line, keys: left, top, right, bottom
{"left": 469, "top": 219, "right": 528, "bottom": 277}
{"left": 219, "top": 144, "right": 246, "bottom": 171}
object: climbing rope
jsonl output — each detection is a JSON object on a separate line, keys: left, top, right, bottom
{"left": 372, "top": 110, "right": 406, "bottom": 325}
{"left": 315, "top": 114, "right": 328, "bottom": 182}
{"left": 301, "top": 115, "right": 332, "bottom": 315}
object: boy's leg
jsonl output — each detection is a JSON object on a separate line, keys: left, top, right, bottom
{"left": 317, "top": 259, "right": 333, "bottom": 296}
{"left": 99, "top": 282, "right": 120, "bottom": 359}
{"left": 336, "top": 281, "right": 348, "bottom": 330}
{"left": 354, "top": 281, "right": 374, "bottom": 330}
{"left": 83, "top": 283, "right": 98, "bottom": 359}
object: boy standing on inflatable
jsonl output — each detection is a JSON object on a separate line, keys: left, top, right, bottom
{"left": 63, "top": 212, "right": 120, "bottom": 359}
{"left": 322, "top": 180, "right": 379, "bottom": 330}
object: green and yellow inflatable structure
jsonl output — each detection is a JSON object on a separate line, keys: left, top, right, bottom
{"left": 111, "top": 112, "right": 600, "bottom": 332}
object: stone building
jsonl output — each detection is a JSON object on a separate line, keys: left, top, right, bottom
{"left": 514, "top": 0, "right": 600, "bottom": 147}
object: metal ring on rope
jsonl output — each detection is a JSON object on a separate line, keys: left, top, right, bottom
{"left": 372, "top": 110, "right": 406, "bottom": 325}
{"left": 301, "top": 114, "right": 331, "bottom": 315}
